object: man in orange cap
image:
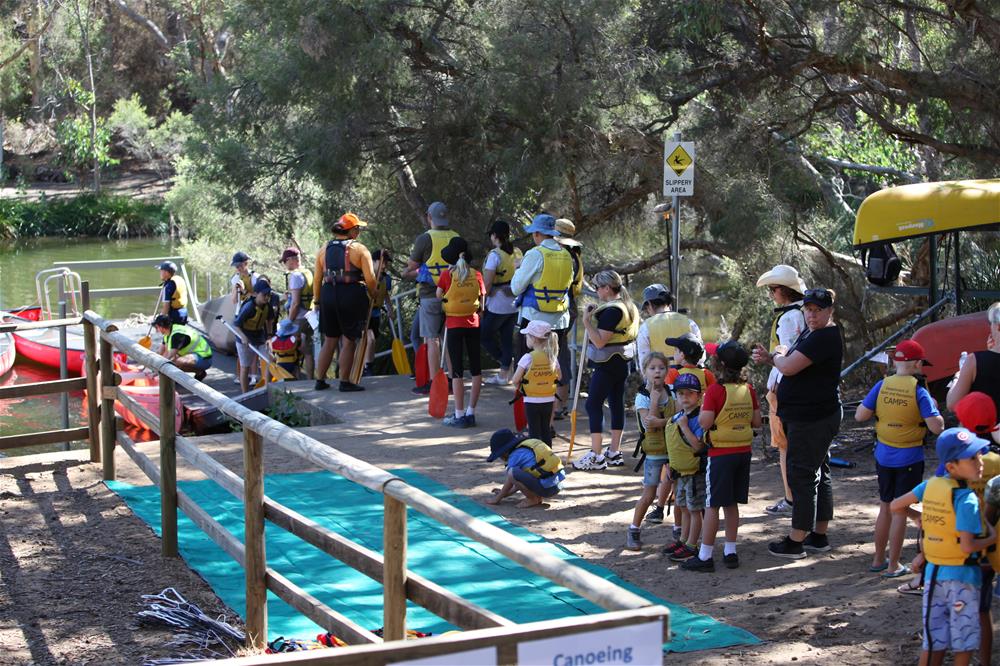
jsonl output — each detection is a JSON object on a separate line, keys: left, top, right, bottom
{"left": 312, "top": 212, "right": 377, "bottom": 392}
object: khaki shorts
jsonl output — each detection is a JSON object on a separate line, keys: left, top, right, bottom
{"left": 767, "top": 390, "right": 787, "bottom": 450}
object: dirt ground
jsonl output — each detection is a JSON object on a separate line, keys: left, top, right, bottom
{"left": 0, "top": 374, "right": 948, "bottom": 665}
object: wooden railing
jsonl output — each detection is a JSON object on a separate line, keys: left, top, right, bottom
{"left": 82, "top": 309, "right": 669, "bottom": 662}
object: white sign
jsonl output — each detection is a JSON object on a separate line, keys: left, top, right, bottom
{"left": 396, "top": 646, "right": 496, "bottom": 666}
{"left": 517, "top": 621, "right": 663, "bottom": 666}
{"left": 663, "top": 141, "right": 695, "bottom": 197}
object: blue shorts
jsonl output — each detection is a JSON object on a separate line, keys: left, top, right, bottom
{"left": 923, "top": 579, "right": 981, "bottom": 652}
{"left": 189, "top": 354, "right": 212, "bottom": 370}
{"left": 512, "top": 468, "right": 560, "bottom": 498}
{"left": 643, "top": 458, "right": 668, "bottom": 487}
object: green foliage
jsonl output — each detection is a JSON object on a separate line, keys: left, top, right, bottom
{"left": 264, "top": 391, "right": 310, "bottom": 428}
{"left": 108, "top": 96, "right": 194, "bottom": 169}
{"left": 0, "top": 194, "right": 168, "bottom": 239}
{"left": 55, "top": 80, "right": 119, "bottom": 175}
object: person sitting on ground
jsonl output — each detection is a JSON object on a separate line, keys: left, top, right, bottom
{"left": 892, "top": 427, "right": 997, "bottom": 666}
{"left": 157, "top": 261, "right": 188, "bottom": 325}
{"left": 511, "top": 320, "right": 561, "bottom": 445}
{"left": 855, "top": 339, "right": 944, "bottom": 578}
{"left": 154, "top": 314, "right": 212, "bottom": 380}
{"left": 664, "top": 333, "right": 716, "bottom": 389}
{"left": 486, "top": 428, "right": 565, "bottom": 509}
{"left": 682, "top": 341, "right": 761, "bottom": 572}
{"left": 269, "top": 319, "right": 301, "bottom": 378}
{"left": 234, "top": 279, "right": 275, "bottom": 393}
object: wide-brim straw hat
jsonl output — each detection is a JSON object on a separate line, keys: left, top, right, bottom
{"left": 756, "top": 264, "right": 807, "bottom": 293}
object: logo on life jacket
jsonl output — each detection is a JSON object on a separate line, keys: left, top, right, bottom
{"left": 708, "top": 383, "right": 754, "bottom": 448}
{"left": 875, "top": 375, "right": 926, "bottom": 448}
{"left": 521, "top": 350, "right": 558, "bottom": 398}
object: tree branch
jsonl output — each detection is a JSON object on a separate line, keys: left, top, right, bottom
{"left": 106, "top": 0, "right": 170, "bottom": 49}
{"left": 0, "top": 2, "right": 60, "bottom": 72}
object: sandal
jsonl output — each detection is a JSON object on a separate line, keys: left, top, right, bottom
{"left": 868, "top": 561, "right": 889, "bottom": 572}
{"left": 883, "top": 564, "right": 912, "bottom": 579}
{"left": 897, "top": 578, "right": 923, "bottom": 595}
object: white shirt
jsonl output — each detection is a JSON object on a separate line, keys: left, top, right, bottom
{"left": 768, "top": 303, "right": 806, "bottom": 391}
{"left": 516, "top": 352, "right": 559, "bottom": 403}
{"left": 483, "top": 250, "right": 519, "bottom": 315}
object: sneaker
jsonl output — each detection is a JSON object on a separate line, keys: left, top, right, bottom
{"left": 625, "top": 528, "right": 642, "bottom": 551}
{"left": 411, "top": 382, "right": 431, "bottom": 395}
{"left": 573, "top": 450, "right": 608, "bottom": 470}
{"left": 315, "top": 380, "right": 331, "bottom": 391}
{"left": 193, "top": 369, "right": 208, "bottom": 381}
{"left": 768, "top": 536, "right": 806, "bottom": 559}
{"left": 681, "top": 556, "right": 715, "bottom": 572}
{"left": 339, "top": 381, "right": 365, "bottom": 392}
{"left": 485, "top": 374, "right": 509, "bottom": 385}
{"left": 723, "top": 553, "right": 740, "bottom": 569}
{"left": 604, "top": 449, "right": 624, "bottom": 467}
{"left": 645, "top": 505, "right": 665, "bottom": 524}
{"left": 249, "top": 375, "right": 259, "bottom": 385}
{"left": 802, "top": 532, "right": 831, "bottom": 552}
{"left": 443, "top": 414, "right": 464, "bottom": 427}
{"left": 662, "top": 541, "right": 687, "bottom": 557}
{"left": 668, "top": 544, "right": 697, "bottom": 562}
{"left": 463, "top": 414, "right": 477, "bottom": 428}
{"left": 765, "top": 498, "right": 793, "bottom": 516}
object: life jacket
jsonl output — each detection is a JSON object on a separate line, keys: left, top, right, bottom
{"left": 708, "top": 383, "right": 754, "bottom": 448}
{"left": 442, "top": 270, "right": 481, "bottom": 316}
{"left": 324, "top": 239, "right": 364, "bottom": 284}
{"left": 646, "top": 312, "right": 692, "bottom": 359}
{"left": 164, "top": 275, "right": 187, "bottom": 312}
{"left": 922, "top": 476, "right": 981, "bottom": 567}
{"left": 874, "top": 375, "right": 926, "bottom": 448}
{"left": 967, "top": 452, "right": 1000, "bottom": 572}
{"left": 165, "top": 324, "right": 210, "bottom": 359}
{"left": 271, "top": 334, "right": 300, "bottom": 365}
{"left": 521, "top": 350, "right": 558, "bottom": 398}
{"left": 284, "top": 268, "right": 313, "bottom": 312}
{"left": 587, "top": 300, "right": 639, "bottom": 363}
{"left": 239, "top": 300, "right": 269, "bottom": 333}
{"left": 491, "top": 248, "right": 522, "bottom": 286}
{"left": 665, "top": 410, "right": 702, "bottom": 476}
{"left": 769, "top": 304, "right": 803, "bottom": 352}
{"left": 637, "top": 389, "right": 672, "bottom": 457}
{"left": 517, "top": 245, "right": 573, "bottom": 313}
{"left": 569, "top": 249, "right": 584, "bottom": 298}
{"left": 417, "top": 229, "right": 459, "bottom": 285}
{"left": 235, "top": 272, "right": 254, "bottom": 302}
{"left": 516, "top": 439, "right": 565, "bottom": 479}
{"left": 675, "top": 366, "right": 707, "bottom": 389}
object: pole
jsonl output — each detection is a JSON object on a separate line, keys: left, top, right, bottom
{"left": 81, "top": 282, "right": 100, "bottom": 462}
{"left": 100, "top": 337, "right": 116, "bottom": 480}
{"left": 58, "top": 284, "right": 69, "bottom": 451}
{"left": 159, "top": 374, "right": 178, "bottom": 557}
{"left": 670, "top": 131, "right": 682, "bottom": 305}
{"left": 383, "top": 494, "right": 408, "bottom": 641}
{"left": 243, "top": 427, "right": 267, "bottom": 650}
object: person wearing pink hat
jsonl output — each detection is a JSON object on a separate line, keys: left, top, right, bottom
{"left": 855, "top": 339, "right": 944, "bottom": 577}
{"left": 510, "top": 320, "right": 561, "bottom": 444}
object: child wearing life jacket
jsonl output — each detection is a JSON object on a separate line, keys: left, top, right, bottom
{"left": 892, "top": 428, "right": 998, "bottom": 664}
{"left": 664, "top": 333, "right": 716, "bottom": 390}
{"left": 656, "top": 372, "right": 707, "bottom": 561}
{"left": 510, "top": 320, "right": 561, "bottom": 445}
{"left": 436, "top": 237, "right": 486, "bottom": 428}
{"left": 682, "top": 341, "right": 760, "bottom": 572}
{"left": 270, "top": 319, "right": 302, "bottom": 377}
{"left": 486, "top": 428, "right": 565, "bottom": 509}
{"left": 633, "top": 351, "right": 677, "bottom": 530}
{"left": 625, "top": 352, "right": 681, "bottom": 551}
{"left": 855, "top": 339, "right": 944, "bottom": 578}
{"left": 234, "top": 279, "right": 276, "bottom": 393}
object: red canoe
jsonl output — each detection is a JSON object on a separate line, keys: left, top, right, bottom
{"left": 911, "top": 310, "right": 990, "bottom": 384}
{"left": 0, "top": 332, "right": 14, "bottom": 377}
{"left": 82, "top": 361, "right": 184, "bottom": 432}
{"left": 3, "top": 307, "right": 87, "bottom": 374}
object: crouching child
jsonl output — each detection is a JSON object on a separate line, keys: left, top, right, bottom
{"left": 486, "top": 428, "right": 565, "bottom": 509}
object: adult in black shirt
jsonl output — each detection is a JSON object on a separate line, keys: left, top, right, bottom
{"left": 947, "top": 302, "right": 1000, "bottom": 419}
{"left": 753, "top": 288, "right": 842, "bottom": 559}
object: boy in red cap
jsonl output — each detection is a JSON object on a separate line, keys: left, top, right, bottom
{"left": 856, "top": 339, "right": 944, "bottom": 577}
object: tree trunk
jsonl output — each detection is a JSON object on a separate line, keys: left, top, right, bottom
{"left": 86, "top": 52, "right": 100, "bottom": 193}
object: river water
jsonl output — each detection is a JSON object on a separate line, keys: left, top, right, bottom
{"left": 0, "top": 236, "right": 178, "bottom": 455}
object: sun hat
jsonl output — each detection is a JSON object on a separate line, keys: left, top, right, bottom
{"left": 892, "top": 339, "right": 932, "bottom": 365}
{"left": 674, "top": 372, "right": 702, "bottom": 393}
{"left": 955, "top": 392, "right": 1000, "bottom": 434}
{"left": 276, "top": 319, "right": 299, "bottom": 337}
{"left": 802, "top": 288, "right": 834, "bottom": 309}
{"left": 280, "top": 247, "right": 300, "bottom": 263}
{"left": 716, "top": 340, "right": 750, "bottom": 370}
{"left": 641, "top": 283, "right": 673, "bottom": 309}
{"left": 158, "top": 260, "right": 178, "bottom": 273}
{"left": 524, "top": 214, "right": 560, "bottom": 236}
{"left": 554, "top": 218, "right": 576, "bottom": 236}
{"left": 756, "top": 265, "right": 807, "bottom": 293}
{"left": 521, "top": 320, "right": 553, "bottom": 338}
{"left": 230, "top": 251, "right": 250, "bottom": 267}
{"left": 664, "top": 333, "right": 704, "bottom": 362}
{"left": 935, "top": 427, "right": 991, "bottom": 476}
{"left": 334, "top": 212, "right": 367, "bottom": 232}
{"left": 427, "top": 201, "right": 449, "bottom": 226}
{"left": 440, "top": 236, "right": 471, "bottom": 265}
{"left": 487, "top": 428, "right": 526, "bottom": 462}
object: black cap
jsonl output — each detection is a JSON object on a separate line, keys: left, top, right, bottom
{"left": 158, "top": 261, "right": 178, "bottom": 273}
{"left": 153, "top": 314, "right": 171, "bottom": 329}
{"left": 802, "top": 288, "right": 834, "bottom": 309}
{"left": 231, "top": 251, "right": 251, "bottom": 267}
{"left": 665, "top": 333, "right": 703, "bottom": 362}
{"left": 253, "top": 279, "right": 272, "bottom": 295}
{"left": 641, "top": 283, "right": 673, "bottom": 308}
{"left": 716, "top": 340, "right": 750, "bottom": 370}
{"left": 440, "top": 236, "right": 472, "bottom": 265}
{"left": 487, "top": 429, "right": 524, "bottom": 462}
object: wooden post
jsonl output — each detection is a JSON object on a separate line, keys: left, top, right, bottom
{"left": 159, "top": 374, "right": 178, "bottom": 557}
{"left": 99, "top": 337, "right": 116, "bottom": 480}
{"left": 243, "top": 427, "right": 267, "bottom": 650}
{"left": 81, "top": 287, "right": 100, "bottom": 462}
{"left": 383, "top": 495, "right": 407, "bottom": 641}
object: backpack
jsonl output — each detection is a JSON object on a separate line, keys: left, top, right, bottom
{"left": 863, "top": 243, "right": 902, "bottom": 286}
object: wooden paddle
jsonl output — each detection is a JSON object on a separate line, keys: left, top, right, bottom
{"left": 219, "top": 318, "right": 295, "bottom": 382}
{"left": 137, "top": 291, "right": 165, "bottom": 349}
{"left": 414, "top": 343, "right": 429, "bottom": 387}
{"left": 428, "top": 328, "right": 449, "bottom": 419}
{"left": 349, "top": 254, "right": 387, "bottom": 385}
{"left": 567, "top": 334, "right": 589, "bottom": 460}
{"left": 389, "top": 315, "right": 412, "bottom": 376}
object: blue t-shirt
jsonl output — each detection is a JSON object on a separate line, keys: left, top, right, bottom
{"left": 913, "top": 479, "right": 983, "bottom": 585}
{"left": 863, "top": 379, "right": 940, "bottom": 467}
{"left": 508, "top": 446, "right": 565, "bottom": 489}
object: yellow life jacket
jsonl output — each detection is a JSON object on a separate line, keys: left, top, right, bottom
{"left": 271, "top": 334, "right": 300, "bottom": 365}
{"left": 240, "top": 301, "right": 269, "bottom": 333}
{"left": 442, "top": 270, "right": 481, "bottom": 316}
{"left": 165, "top": 275, "right": 187, "bottom": 312}
{"left": 519, "top": 245, "right": 573, "bottom": 312}
{"left": 769, "top": 304, "right": 803, "bottom": 351}
{"left": 418, "top": 229, "right": 459, "bottom": 285}
{"left": 647, "top": 312, "right": 693, "bottom": 359}
{"left": 165, "top": 324, "right": 210, "bottom": 359}
{"left": 588, "top": 300, "right": 640, "bottom": 363}
{"left": 491, "top": 248, "right": 522, "bottom": 285}
{"left": 968, "top": 452, "right": 1000, "bottom": 572}
{"left": 521, "top": 350, "right": 558, "bottom": 398}
{"left": 875, "top": 375, "right": 926, "bottom": 448}
{"left": 516, "top": 439, "right": 564, "bottom": 479}
{"left": 638, "top": 390, "right": 672, "bottom": 457}
{"left": 285, "top": 268, "right": 313, "bottom": 312}
{"left": 676, "top": 366, "right": 707, "bottom": 389}
{"left": 665, "top": 411, "right": 702, "bottom": 476}
{"left": 922, "top": 476, "right": 981, "bottom": 567}
{"left": 235, "top": 273, "right": 254, "bottom": 301}
{"left": 709, "top": 383, "right": 754, "bottom": 448}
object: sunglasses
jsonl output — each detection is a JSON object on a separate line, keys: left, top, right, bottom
{"left": 767, "top": 285, "right": 781, "bottom": 293}
{"left": 804, "top": 289, "right": 832, "bottom": 299}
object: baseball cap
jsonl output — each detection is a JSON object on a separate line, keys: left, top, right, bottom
{"left": 892, "top": 339, "right": 932, "bottom": 365}
{"left": 427, "top": 201, "right": 449, "bottom": 226}
{"left": 664, "top": 333, "right": 703, "bottom": 362}
{"left": 674, "top": 372, "right": 702, "bottom": 392}
{"left": 802, "top": 288, "right": 834, "bottom": 309}
{"left": 158, "top": 260, "right": 178, "bottom": 273}
{"left": 955, "top": 392, "right": 1000, "bottom": 434}
{"left": 487, "top": 428, "right": 526, "bottom": 462}
{"left": 641, "top": 283, "right": 672, "bottom": 308}
{"left": 935, "top": 427, "right": 990, "bottom": 475}
{"left": 524, "top": 214, "right": 560, "bottom": 236}
{"left": 280, "top": 247, "right": 300, "bottom": 263}
{"left": 253, "top": 280, "right": 272, "bottom": 295}
{"left": 716, "top": 340, "right": 750, "bottom": 370}
{"left": 521, "top": 320, "right": 553, "bottom": 338}
{"left": 334, "top": 212, "right": 367, "bottom": 231}
{"left": 230, "top": 251, "right": 250, "bottom": 267}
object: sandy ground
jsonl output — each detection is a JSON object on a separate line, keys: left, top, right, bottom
{"left": 0, "top": 373, "right": 943, "bottom": 664}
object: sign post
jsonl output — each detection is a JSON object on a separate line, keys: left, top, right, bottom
{"left": 662, "top": 133, "right": 695, "bottom": 305}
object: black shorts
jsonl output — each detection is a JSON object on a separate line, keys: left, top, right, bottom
{"left": 706, "top": 451, "right": 751, "bottom": 508}
{"left": 320, "top": 282, "right": 368, "bottom": 340}
{"left": 981, "top": 569, "right": 995, "bottom": 614}
{"left": 876, "top": 461, "right": 924, "bottom": 503}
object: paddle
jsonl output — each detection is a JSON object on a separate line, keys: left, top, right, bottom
{"left": 512, "top": 391, "right": 527, "bottom": 432}
{"left": 138, "top": 291, "right": 165, "bottom": 349}
{"left": 428, "top": 328, "right": 449, "bottom": 419}
{"left": 389, "top": 315, "right": 412, "bottom": 377}
{"left": 414, "top": 343, "right": 429, "bottom": 387}
{"left": 566, "top": 333, "right": 589, "bottom": 460}
{"left": 218, "top": 317, "right": 295, "bottom": 382}
{"left": 349, "top": 254, "right": 387, "bottom": 385}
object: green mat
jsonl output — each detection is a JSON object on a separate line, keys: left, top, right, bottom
{"left": 108, "top": 469, "right": 759, "bottom": 653}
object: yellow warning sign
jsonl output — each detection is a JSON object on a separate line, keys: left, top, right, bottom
{"left": 666, "top": 145, "right": 692, "bottom": 176}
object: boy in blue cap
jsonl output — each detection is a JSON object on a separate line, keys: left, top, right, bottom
{"left": 486, "top": 428, "right": 565, "bottom": 509}
{"left": 892, "top": 428, "right": 998, "bottom": 665}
